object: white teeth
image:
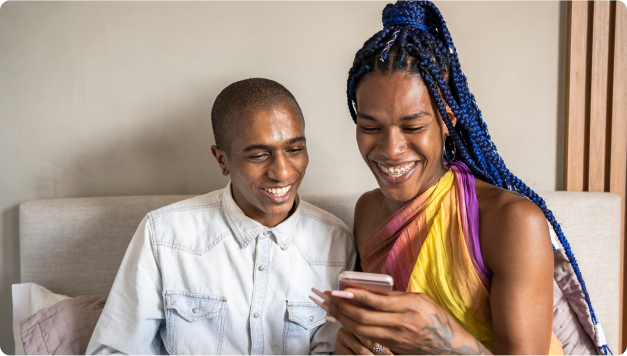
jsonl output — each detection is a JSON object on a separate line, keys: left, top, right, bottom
{"left": 264, "top": 185, "right": 291, "bottom": 197}
{"left": 377, "top": 162, "right": 416, "bottom": 178}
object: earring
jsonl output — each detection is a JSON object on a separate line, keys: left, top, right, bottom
{"left": 444, "top": 136, "right": 456, "bottom": 161}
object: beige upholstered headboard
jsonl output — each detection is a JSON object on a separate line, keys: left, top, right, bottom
{"left": 18, "top": 191, "right": 621, "bottom": 351}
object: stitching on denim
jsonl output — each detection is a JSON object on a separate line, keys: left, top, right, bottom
{"left": 300, "top": 212, "right": 352, "bottom": 235}
{"left": 259, "top": 238, "right": 269, "bottom": 353}
{"left": 216, "top": 303, "right": 226, "bottom": 355}
{"left": 151, "top": 202, "right": 221, "bottom": 218}
{"left": 291, "top": 239, "right": 350, "bottom": 267}
{"left": 169, "top": 304, "right": 226, "bottom": 321}
{"left": 153, "top": 231, "right": 229, "bottom": 255}
{"left": 286, "top": 304, "right": 327, "bottom": 330}
{"left": 148, "top": 215, "right": 161, "bottom": 269}
{"left": 223, "top": 203, "right": 250, "bottom": 246}
{"left": 283, "top": 307, "right": 290, "bottom": 355}
{"left": 165, "top": 290, "right": 227, "bottom": 300}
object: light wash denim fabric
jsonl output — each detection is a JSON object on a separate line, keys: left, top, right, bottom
{"left": 86, "top": 183, "right": 356, "bottom": 355}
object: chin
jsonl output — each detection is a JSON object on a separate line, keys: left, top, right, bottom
{"left": 258, "top": 197, "right": 295, "bottom": 217}
{"left": 379, "top": 184, "right": 418, "bottom": 203}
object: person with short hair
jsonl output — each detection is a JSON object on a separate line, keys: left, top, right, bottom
{"left": 87, "top": 78, "right": 356, "bottom": 355}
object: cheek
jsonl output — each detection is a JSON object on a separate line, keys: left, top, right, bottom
{"left": 356, "top": 131, "right": 374, "bottom": 159}
{"left": 293, "top": 153, "right": 309, "bottom": 176}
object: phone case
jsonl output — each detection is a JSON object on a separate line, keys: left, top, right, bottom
{"left": 338, "top": 271, "right": 394, "bottom": 296}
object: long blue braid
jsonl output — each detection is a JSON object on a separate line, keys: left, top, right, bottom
{"left": 346, "top": 2, "right": 610, "bottom": 354}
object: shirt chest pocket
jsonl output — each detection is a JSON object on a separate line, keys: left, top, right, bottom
{"left": 283, "top": 302, "right": 327, "bottom": 355}
{"left": 165, "top": 291, "right": 227, "bottom": 355}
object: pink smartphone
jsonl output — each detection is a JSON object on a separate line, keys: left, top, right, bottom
{"left": 338, "top": 271, "right": 394, "bottom": 296}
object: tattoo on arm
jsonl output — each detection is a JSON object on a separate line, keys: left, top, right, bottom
{"left": 413, "top": 313, "right": 491, "bottom": 355}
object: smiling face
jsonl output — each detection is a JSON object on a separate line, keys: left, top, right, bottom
{"left": 211, "top": 103, "right": 308, "bottom": 227}
{"left": 355, "top": 72, "right": 455, "bottom": 205}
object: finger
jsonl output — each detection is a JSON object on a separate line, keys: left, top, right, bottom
{"left": 330, "top": 306, "right": 400, "bottom": 347}
{"left": 325, "top": 316, "right": 339, "bottom": 324}
{"left": 341, "top": 288, "right": 413, "bottom": 313}
{"left": 311, "top": 288, "right": 332, "bottom": 303}
{"left": 352, "top": 335, "right": 394, "bottom": 356}
{"left": 334, "top": 339, "right": 356, "bottom": 355}
{"left": 326, "top": 295, "right": 403, "bottom": 328}
{"left": 337, "top": 328, "right": 374, "bottom": 355}
{"left": 353, "top": 333, "right": 377, "bottom": 349}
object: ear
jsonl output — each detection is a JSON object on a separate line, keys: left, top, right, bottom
{"left": 443, "top": 106, "right": 458, "bottom": 136}
{"left": 211, "top": 145, "right": 230, "bottom": 176}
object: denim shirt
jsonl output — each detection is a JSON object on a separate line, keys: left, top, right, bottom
{"left": 86, "top": 183, "right": 356, "bottom": 355}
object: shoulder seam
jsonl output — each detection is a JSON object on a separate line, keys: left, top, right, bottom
{"left": 151, "top": 201, "right": 222, "bottom": 218}
{"left": 299, "top": 212, "right": 352, "bottom": 236}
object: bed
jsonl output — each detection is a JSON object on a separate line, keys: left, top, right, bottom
{"left": 14, "top": 191, "right": 622, "bottom": 353}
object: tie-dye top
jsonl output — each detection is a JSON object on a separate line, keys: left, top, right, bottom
{"left": 359, "top": 161, "right": 563, "bottom": 354}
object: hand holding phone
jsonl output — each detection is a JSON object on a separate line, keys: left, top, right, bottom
{"left": 338, "top": 271, "right": 394, "bottom": 296}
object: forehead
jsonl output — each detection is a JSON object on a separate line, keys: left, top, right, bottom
{"left": 356, "top": 72, "right": 432, "bottom": 116}
{"left": 232, "top": 104, "right": 304, "bottom": 148}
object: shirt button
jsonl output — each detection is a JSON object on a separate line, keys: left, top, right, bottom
{"left": 192, "top": 308, "right": 199, "bottom": 314}
{"left": 258, "top": 266, "right": 265, "bottom": 271}
{"left": 263, "top": 231, "right": 269, "bottom": 236}
{"left": 254, "top": 313, "right": 260, "bottom": 318}
{"left": 309, "top": 316, "right": 314, "bottom": 321}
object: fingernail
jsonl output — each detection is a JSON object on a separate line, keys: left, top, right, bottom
{"left": 331, "top": 290, "right": 355, "bottom": 299}
{"left": 310, "top": 296, "right": 331, "bottom": 312}
{"left": 324, "top": 316, "right": 341, "bottom": 324}
{"left": 312, "top": 288, "right": 331, "bottom": 302}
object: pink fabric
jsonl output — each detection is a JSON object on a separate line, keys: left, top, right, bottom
{"left": 359, "top": 161, "right": 491, "bottom": 292}
{"left": 20, "top": 295, "right": 106, "bottom": 355}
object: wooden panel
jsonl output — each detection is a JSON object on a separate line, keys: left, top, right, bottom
{"left": 613, "top": 1, "right": 627, "bottom": 351}
{"left": 565, "top": 1, "right": 589, "bottom": 191}
{"left": 588, "top": 1, "right": 611, "bottom": 192}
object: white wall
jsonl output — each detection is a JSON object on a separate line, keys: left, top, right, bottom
{"left": 0, "top": 1, "right": 565, "bottom": 353}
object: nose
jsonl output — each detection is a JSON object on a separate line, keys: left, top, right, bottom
{"left": 267, "top": 153, "right": 291, "bottom": 182}
{"left": 378, "top": 128, "right": 407, "bottom": 159}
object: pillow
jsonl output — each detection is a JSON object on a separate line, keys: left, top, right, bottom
{"left": 12, "top": 283, "right": 71, "bottom": 355}
{"left": 20, "top": 295, "right": 107, "bottom": 355}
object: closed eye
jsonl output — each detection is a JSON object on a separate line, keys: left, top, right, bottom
{"left": 249, "top": 153, "right": 269, "bottom": 161}
{"left": 403, "top": 126, "right": 425, "bottom": 133}
{"left": 359, "top": 126, "right": 381, "bottom": 133}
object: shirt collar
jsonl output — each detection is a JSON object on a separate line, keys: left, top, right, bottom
{"left": 221, "top": 182, "right": 301, "bottom": 250}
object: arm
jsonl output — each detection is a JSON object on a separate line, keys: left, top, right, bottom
{"left": 479, "top": 196, "right": 554, "bottom": 354}
{"left": 86, "top": 216, "right": 164, "bottom": 355}
{"left": 314, "top": 194, "right": 554, "bottom": 354}
{"left": 309, "top": 248, "right": 358, "bottom": 355}
{"left": 314, "top": 289, "right": 491, "bottom": 355}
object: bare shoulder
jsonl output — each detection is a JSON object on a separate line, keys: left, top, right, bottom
{"left": 474, "top": 178, "right": 552, "bottom": 272}
{"left": 354, "top": 188, "right": 386, "bottom": 248}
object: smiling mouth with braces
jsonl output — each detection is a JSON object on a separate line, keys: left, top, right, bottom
{"left": 377, "top": 162, "right": 416, "bottom": 178}
{"left": 263, "top": 185, "right": 291, "bottom": 197}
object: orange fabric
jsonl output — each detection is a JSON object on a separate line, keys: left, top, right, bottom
{"left": 359, "top": 167, "right": 563, "bottom": 354}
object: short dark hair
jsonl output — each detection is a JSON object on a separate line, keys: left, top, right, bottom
{"left": 211, "top": 78, "right": 304, "bottom": 153}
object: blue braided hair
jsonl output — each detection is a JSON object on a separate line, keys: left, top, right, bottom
{"left": 346, "top": 2, "right": 611, "bottom": 354}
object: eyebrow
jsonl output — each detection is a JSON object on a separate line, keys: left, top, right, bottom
{"left": 357, "top": 111, "right": 431, "bottom": 122}
{"left": 242, "top": 136, "right": 306, "bottom": 152}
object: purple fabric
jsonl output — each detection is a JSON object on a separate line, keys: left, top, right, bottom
{"left": 20, "top": 295, "right": 106, "bottom": 355}
{"left": 446, "top": 160, "right": 492, "bottom": 287}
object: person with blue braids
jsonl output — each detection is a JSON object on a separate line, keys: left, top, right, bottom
{"left": 310, "top": 1, "right": 611, "bottom": 355}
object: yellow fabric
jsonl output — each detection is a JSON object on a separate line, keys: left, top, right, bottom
{"left": 404, "top": 170, "right": 563, "bottom": 354}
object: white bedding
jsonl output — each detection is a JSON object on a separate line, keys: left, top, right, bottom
{"left": 12, "top": 283, "right": 71, "bottom": 355}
